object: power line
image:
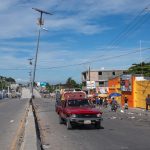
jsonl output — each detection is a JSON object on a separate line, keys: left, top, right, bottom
{"left": 112, "top": 13, "right": 150, "bottom": 47}
{"left": 108, "top": 4, "right": 150, "bottom": 47}
{"left": 38, "top": 47, "right": 150, "bottom": 70}
{"left": 1, "top": 47, "right": 149, "bottom": 71}
{"left": 1, "top": 4, "right": 150, "bottom": 72}
{"left": 85, "top": 3, "right": 150, "bottom": 61}
{"left": 31, "top": 3, "right": 150, "bottom": 67}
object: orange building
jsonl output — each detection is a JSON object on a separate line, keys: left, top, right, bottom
{"left": 108, "top": 76, "right": 122, "bottom": 105}
{"left": 108, "top": 75, "right": 150, "bottom": 108}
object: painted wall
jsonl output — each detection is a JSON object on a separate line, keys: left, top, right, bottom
{"left": 134, "top": 80, "right": 150, "bottom": 108}
{"left": 121, "top": 91, "right": 133, "bottom": 107}
{"left": 106, "top": 75, "right": 150, "bottom": 108}
{"left": 108, "top": 76, "right": 122, "bottom": 104}
{"left": 108, "top": 76, "right": 134, "bottom": 107}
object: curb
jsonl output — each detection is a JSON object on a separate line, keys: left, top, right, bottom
{"left": 31, "top": 99, "right": 44, "bottom": 149}
{"left": 21, "top": 105, "right": 38, "bottom": 150}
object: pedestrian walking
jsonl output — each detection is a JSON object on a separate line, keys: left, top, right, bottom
{"left": 103, "top": 97, "right": 108, "bottom": 108}
{"left": 146, "top": 94, "right": 150, "bottom": 111}
{"left": 124, "top": 96, "right": 128, "bottom": 110}
{"left": 99, "top": 97, "right": 103, "bottom": 106}
{"left": 110, "top": 97, "right": 118, "bottom": 112}
{"left": 95, "top": 96, "right": 100, "bottom": 107}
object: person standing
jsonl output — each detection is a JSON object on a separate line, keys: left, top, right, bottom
{"left": 95, "top": 96, "right": 100, "bottom": 107}
{"left": 99, "top": 97, "right": 103, "bottom": 106}
{"left": 124, "top": 96, "right": 128, "bottom": 110}
{"left": 146, "top": 94, "right": 150, "bottom": 111}
{"left": 103, "top": 97, "right": 108, "bottom": 108}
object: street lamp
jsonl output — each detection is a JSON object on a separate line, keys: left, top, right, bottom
{"left": 31, "top": 8, "right": 52, "bottom": 98}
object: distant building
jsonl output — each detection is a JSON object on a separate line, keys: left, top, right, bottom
{"left": 82, "top": 69, "right": 127, "bottom": 89}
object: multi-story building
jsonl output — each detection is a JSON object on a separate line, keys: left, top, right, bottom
{"left": 82, "top": 69, "right": 127, "bottom": 88}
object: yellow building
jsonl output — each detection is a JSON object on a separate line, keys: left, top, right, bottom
{"left": 134, "top": 77, "right": 150, "bottom": 108}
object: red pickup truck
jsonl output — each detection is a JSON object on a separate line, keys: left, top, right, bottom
{"left": 56, "top": 91, "right": 103, "bottom": 129}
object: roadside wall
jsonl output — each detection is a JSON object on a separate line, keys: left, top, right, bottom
{"left": 134, "top": 80, "right": 150, "bottom": 108}
{"left": 121, "top": 91, "right": 133, "bottom": 107}
{"left": 108, "top": 76, "right": 122, "bottom": 104}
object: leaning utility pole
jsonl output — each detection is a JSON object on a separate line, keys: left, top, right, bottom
{"left": 89, "top": 65, "right": 91, "bottom": 81}
{"left": 31, "top": 8, "right": 52, "bottom": 98}
{"left": 28, "top": 58, "right": 33, "bottom": 93}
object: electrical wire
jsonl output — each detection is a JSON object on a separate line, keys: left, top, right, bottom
{"left": 1, "top": 4, "right": 150, "bottom": 72}
{"left": 108, "top": 5, "right": 150, "bottom": 47}
{"left": 32, "top": 3, "right": 150, "bottom": 64}
{"left": 1, "top": 47, "right": 149, "bottom": 71}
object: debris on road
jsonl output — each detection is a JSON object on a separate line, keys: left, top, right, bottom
{"left": 120, "top": 110, "right": 124, "bottom": 113}
{"left": 110, "top": 116, "right": 117, "bottom": 119}
{"left": 10, "top": 120, "right": 14, "bottom": 123}
{"left": 128, "top": 116, "right": 135, "bottom": 119}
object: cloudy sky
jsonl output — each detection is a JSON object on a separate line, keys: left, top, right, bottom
{"left": 0, "top": 0, "right": 150, "bottom": 84}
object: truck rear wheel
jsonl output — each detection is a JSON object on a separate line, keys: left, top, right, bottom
{"left": 66, "top": 119, "right": 72, "bottom": 129}
{"left": 95, "top": 121, "right": 101, "bottom": 129}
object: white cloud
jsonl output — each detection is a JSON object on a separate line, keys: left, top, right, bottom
{"left": 0, "top": 0, "right": 149, "bottom": 39}
{"left": 0, "top": 0, "right": 149, "bottom": 82}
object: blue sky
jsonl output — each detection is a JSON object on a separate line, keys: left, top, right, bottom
{"left": 0, "top": 0, "right": 150, "bottom": 84}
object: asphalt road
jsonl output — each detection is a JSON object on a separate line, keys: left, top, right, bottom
{"left": 33, "top": 98, "right": 150, "bottom": 150}
{"left": 0, "top": 98, "right": 29, "bottom": 150}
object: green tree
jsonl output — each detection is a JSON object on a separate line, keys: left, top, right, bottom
{"left": 66, "top": 77, "right": 75, "bottom": 88}
{"left": 0, "top": 76, "right": 16, "bottom": 90}
{"left": 127, "top": 62, "right": 150, "bottom": 77}
{"left": 66, "top": 77, "right": 81, "bottom": 88}
{"left": 46, "top": 83, "right": 53, "bottom": 93}
{"left": 5, "top": 77, "right": 16, "bottom": 83}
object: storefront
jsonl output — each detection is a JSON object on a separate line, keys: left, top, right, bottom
{"left": 108, "top": 75, "right": 150, "bottom": 108}
{"left": 108, "top": 76, "right": 122, "bottom": 105}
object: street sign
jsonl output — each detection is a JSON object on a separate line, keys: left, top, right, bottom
{"left": 86, "top": 81, "right": 96, "bottom": 89}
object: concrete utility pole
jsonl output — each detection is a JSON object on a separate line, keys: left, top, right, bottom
{"left": 89, "top": 66, "right": 91, "bottom": 81}
{"left": 31, "top": 8, "right": 52, "bottom": 98}
{"left": 88, "top": 66, "right": 91, "bottom": 95}
{"left": 29, "top": 71, "right": 32, "bottom": 92}
{"left": 139, "top": 40, "right": 144, "bottom": 76}
{"left": 28, "top": 58, "right": 33, "bottom": 93}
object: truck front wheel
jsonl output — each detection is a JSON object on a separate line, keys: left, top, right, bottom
{"left": 95, "top": 121, "right": 101, "bottom": 129}
{"left": 66, "top": 119, "right": 72, "bottom": 130}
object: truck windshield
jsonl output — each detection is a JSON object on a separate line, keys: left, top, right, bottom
{"left": 67, "top": 99, "right": 90, "bottom": 107}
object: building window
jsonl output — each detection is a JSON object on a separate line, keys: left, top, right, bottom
{"left": 112, "top": 72, "right": 115, "bottom": 75}
{"left": 99, "top": 81, "right": 104, "bottom": 87}
{"left": 98, "top": 72, "right": 102, "bottom": 75}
